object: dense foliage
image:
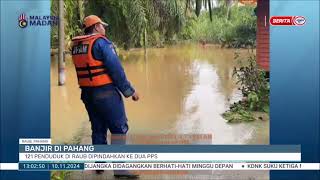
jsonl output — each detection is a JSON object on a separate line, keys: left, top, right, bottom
{"left": 51, "top": 0, "right": 186, "bottom": 49}
{"left": 181, "top": 5, "right": 257, "bottom": 48}
{"left": 51, "top": 0, "right": 256, "bottom": 49}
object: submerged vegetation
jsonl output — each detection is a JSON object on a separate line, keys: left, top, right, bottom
{"left": 51, "top": 0, "right": 256, "bottom": 49}
{"left": 223, "top": 52, "right": 269, "bottom": 123}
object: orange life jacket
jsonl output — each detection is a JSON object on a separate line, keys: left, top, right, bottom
{"left": 71, "top": 34, "right": 113, "bottom": 87}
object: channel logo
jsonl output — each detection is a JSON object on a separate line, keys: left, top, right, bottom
{"left": 270, "top": 16, "right": 306, "bottom": 26}
{"left": 292, "top": 16, "right": 306, "bottom": 26}
{"left": 18, "top": 13, "right": 28, "bottom": 28}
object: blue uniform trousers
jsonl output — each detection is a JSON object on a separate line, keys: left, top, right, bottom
{"left": 81, "top": 85, "right": 129, "bottom": 144}
{"left": 81, "top": 85, "right": 130, "bottom": 175}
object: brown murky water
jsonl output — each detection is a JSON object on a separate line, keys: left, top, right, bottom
{"left": 51, "top": 43, "right": 269, "bottom": 145}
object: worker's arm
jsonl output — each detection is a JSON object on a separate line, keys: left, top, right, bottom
{"left": 92, "top": 38, "right": 135, "bottom": 98}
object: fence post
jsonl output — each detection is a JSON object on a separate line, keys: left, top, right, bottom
{"left": 58, "top": 0, "right": 65, "bottom": 86}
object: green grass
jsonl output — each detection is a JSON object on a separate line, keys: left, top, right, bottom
{"left": 181, "top": 6, "right": 257, "bottom": 48}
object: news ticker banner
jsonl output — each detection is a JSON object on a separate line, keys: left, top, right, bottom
{"left": 18, "top": 140, "right": 301, "bottom": 162}
{"left": 0, "top": 138, "right": 306, "bottom": 171}
{"left": 0, "top": 138, "right": 315, "bottom": 171}
{"left": 0, "top": 163, "right": 319, "bottom": 171}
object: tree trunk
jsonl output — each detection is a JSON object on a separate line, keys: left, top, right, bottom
{"left": 58, "top": 0, "right": 65, "bottom": 86}
{"left": 208, "top": 0, "right": 212, "bottom": 21}
{"left": 195, "top": 0, "right": 202, "bottom": 17}
{"left": 226, "top": 0, "right": 232, "bottom": 20}
{"left": 77, "top": 0, "right": 84, "bottom": 21}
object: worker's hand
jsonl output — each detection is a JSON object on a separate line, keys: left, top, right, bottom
{"left": 132, "top": 92, "right": 139, "bottom": 101}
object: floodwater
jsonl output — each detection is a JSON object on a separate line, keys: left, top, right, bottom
{"left": 51, "top": 43, "right": 269, "bottom": 145}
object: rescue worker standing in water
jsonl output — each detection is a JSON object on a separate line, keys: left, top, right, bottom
{"left": 71, "top": 15, "right": 139, "bottom": 178}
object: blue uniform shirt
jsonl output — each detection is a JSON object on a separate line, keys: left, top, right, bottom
{"left": 90, "top": 37, "right": 135, "bottom": 97}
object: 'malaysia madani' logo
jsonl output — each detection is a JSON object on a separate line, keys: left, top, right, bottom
{"left": 18, "top": 13, "right": 28, "bottom": 28}
{"left": 18, "top": 13, "right": 59, "bottom": 28}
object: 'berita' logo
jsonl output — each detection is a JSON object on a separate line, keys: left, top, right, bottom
{"left": 18, "top": 13, "right": 28, "bottom": 28}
